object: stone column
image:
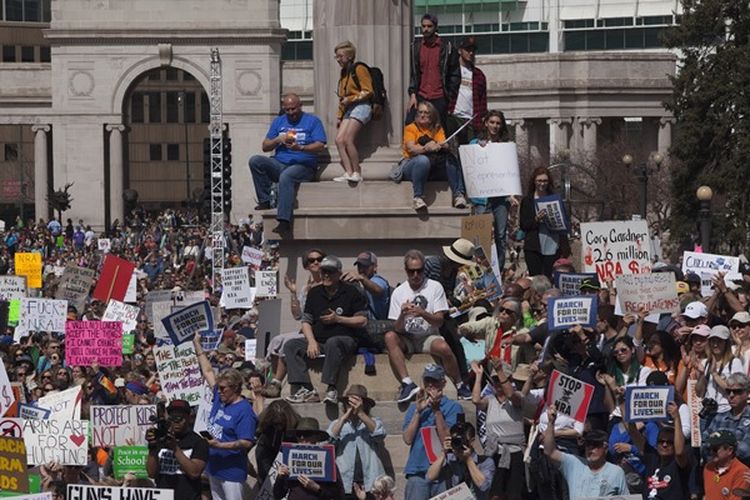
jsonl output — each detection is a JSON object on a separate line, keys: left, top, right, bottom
{"left": 510, "top": 119, "right": 529, "bottom": 163}
{"left": 31, "top": 124, "right": 51, "bottom": 221}
{"left": 658, "top": 117, "right": 675, "bottom": 157}
{"left": 580, "top": 117, "right": 602, "bottom": 158}
{"left": 547, "top": 118, "right": 572, "bottom": 159}
{"left": 106, "top": 124, "right": 126, "bottom": 224}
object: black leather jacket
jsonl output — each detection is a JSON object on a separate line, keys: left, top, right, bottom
{"left": 408, "top": 35, "right": 461, "bottom": 101}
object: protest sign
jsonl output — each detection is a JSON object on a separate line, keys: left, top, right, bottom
{"left": 420, "top": 426, "right": 442, "bottom": 464}
{"left": 154, "top": 343, "right": 206, "bottom": 405}
{"left": 0, "top": 358, "right": 14, "bottom": 418}
{"left": 535, "top": 193, "right": 569, "bottom": 232}
{"left": 255, "top": 270, "right": 278, "bottom": 297}
{"left": 113, "top": 446, "right": 148, "bottom": 479}
{"left": 122, "top": 334, "right": 135, "bottom": 355}
{"left": 615, "top": 272, "right": 679, "bottom": 316}
{"left": 152, "top": 300, "right": 173, "bottom": 339}
{"left": 1, "top": 418, "right": 89, "bottom": 465}
{"left": 624, "top": 385, "right": 674, "bottom": 422}
{"left": 3, "top": 384, "right": 24, "bottom": 418}
{"left": 429, "top": 483, "right": 474, "bottom": 500}
{"left": 124, "top": 272, "right": 138, "bottom": 303}
{"left": 682, "top": 251, "right": 742, "bottom": 296}
{"left": 4, "top": 494, "right": 50, "bottom": 500}
{"left": 97, "top": 238, "right": 111, "bottom": 253}
{"left": 55, "top": 265, "right": 95, "bottom": 312}
{"left": 222, "top": 267, "right": 254, "bottom": 309}
{"left": 37, "top": 386, "right": 82, "bottom": 421}
{"left": 241, "top": 246, "right": 264, "bottom": 267}
{"left": 18, "top": 404, "right": 49, "bottom": 420}
{"left": 192, "top": 384, "right": 215, "bottom": 434}
{"left": 580, "top": 220, "right": 652, "bottom": 282}
{"left": 281, "top": 443, "right": 337, "bottom": 482}
{"left": 547, "top": 296, "right": 597, "bottom": 331}
{"left": 458, "top": 143, "right": 523, "bottom": 198}
{"left": 546, "top": 370, "right": 594, "bottom": 424}
{"left": 14, "top": 298, "right": 67, "bottom": 340}
{"left": 687, "top": 380, "right": 701, "bottom": 447}
{"left": 102, "top": 300, "right": 140, "bottom": 332}
{"left": 0, "top": 277, "right": 25, "bottom": 301}
{"left": 161, "top": 300, "right": 214, "bottom": 345}
{"left": 245, "top": 339, "right": 257, "bottom": 361}
{"left": 67, "top": 485, "right": 173, "bottom": 500}
{"left": 0, "top": 435, "right": 28, "bottom": 493}
{"left": 91, "top": 405, "right": 157, "bottom": 447}
{"left": 13, "top": 253, "right": 42, "bottom": 289}
{"left": 66, "top": 321, "right": 123, "bottom": 367}
{"left": 145, "top": 290, "right": 173, "bottom": 322}
{"left": 7, "top": 300, "right": 19, "bottom": 327}
{"left": 461, "top": 213, "right": 493, "bottom": 258}
{"left": 201, "top": 330, "right": 223, "bottom": 352}
{"left": 553, "top": 272, "right": 598, "bottom": 296}
{"left": 92, "top": 255, "right": 135, "bottom": 303}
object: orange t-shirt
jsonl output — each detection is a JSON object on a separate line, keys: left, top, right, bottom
{"left": 402, "top": 122, "right": 446, "bottom": 158}
{"left": 704, "top": 457, "right": 750, "bottom": 500}
{"left": 643, "top": 356, "right": 677, "bottom": 385}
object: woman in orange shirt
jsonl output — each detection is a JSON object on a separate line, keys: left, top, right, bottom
{"left": 642, "top": 330, "right": 681, "bottom": 385}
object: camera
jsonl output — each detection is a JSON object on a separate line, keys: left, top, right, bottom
{"left": 149, "top": 415, "right": 170, "bottom": 444}
{"left": 451, "top": 435, "right": 465, "bottom": 451}
{"left": 699, "top": 398, "right": 718, "bottom": 419}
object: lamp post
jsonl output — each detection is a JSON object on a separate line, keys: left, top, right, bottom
{"left": 177, "top": 90, "right": 191, "bottom": 202}
{"left": 696, "top": 185, "right": 713, "bottom": 251}
{"left": 622, "top": 153, "right": 663, "bottom": 219}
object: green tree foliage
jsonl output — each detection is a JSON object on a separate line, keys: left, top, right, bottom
{"left": 664, "top": 0, "right": 750, "bottom": 253}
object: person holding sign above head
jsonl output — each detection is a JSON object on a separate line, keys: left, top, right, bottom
{"left": 193, "top": 335, "right": 257, "bottom": 500}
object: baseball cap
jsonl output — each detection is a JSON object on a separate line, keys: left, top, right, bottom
{"left": 685, "top": 272, "right": 701, "bottom": 285}
{"left": 125, "top": 380, "right": 149, "bottom": 395}
{"left": 707, "top": 430, "right": 736, "bottom": 448}
{"left": 682, "top": 301, "right": 708, "bottom": 319}
{"left": 582, "top": 429, "right": 609, "bottom": 445}
{"left": 167, "top": 399, "right": 192, "bottom": 416}
{"left": 675, "top": 281, "right": 690, "bottom": 295}
{"left": 459, "top": 36, "right": 477, "bottom": 50}
{"left": 690, "top": 324, "right": 711, "bottom": 337}
{"left": 320, "top": 256, "right": 342, "bottom": 272}
{"left": 354, "top": 251, "right": 377, "bottom": 267}
{"left": 422, "top": 363, "right": 446, "bottom": 381}
{"left": 730, "top": 311, "right": 750, "bottom": 325}
{"left": 709, "top": 325, "right": 731, "bottom": 340}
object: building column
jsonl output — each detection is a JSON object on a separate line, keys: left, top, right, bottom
{"left": 106, "top": 124, "right": 126, "bottom": 224}
{"left": 658, "top": 117, "right": 675, "bottom": 157}
{"left": 510, "top": 119, "right": 529, "bottom": 163}
{"left": 31, "top": 124, "right": 51, "bottom": 221}
{"left": 547, "top": 118, "right": 572, "bottom": 159}
{"left": 580, "top": 117, "right": 602, "bottom": 158}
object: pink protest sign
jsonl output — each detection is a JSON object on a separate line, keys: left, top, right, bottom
{"left": 65, "top": 321, "right": 123, "bottom": 367}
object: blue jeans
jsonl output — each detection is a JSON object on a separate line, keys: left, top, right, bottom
{"left": 401, "top": 154, "right": 465, "bottom": 198}
{"left": 405, "top": 475, "right": 441, "bottom": 500}
{"left": 475, "top": 196, "right": 510, "bottom": 272}
{"left": 248, "top": 155, "right": 317, "bottom": 222}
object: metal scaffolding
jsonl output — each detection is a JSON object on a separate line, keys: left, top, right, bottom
{"left": 209, "top": 48, "right": 225, "bottom": 289}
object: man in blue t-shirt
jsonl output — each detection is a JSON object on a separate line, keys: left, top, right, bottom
{"left": 343, "top": 251, "right": 390, "bottom": 320}
{"left": 249, "top": 93, "right": 327, "bottom": 235}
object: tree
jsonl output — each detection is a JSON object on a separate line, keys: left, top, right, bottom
{"left": 46, "top": 182, "right": 74, "bottom": 222}
{"left": 664, "top": 0, "right": 750, "bottom": 253}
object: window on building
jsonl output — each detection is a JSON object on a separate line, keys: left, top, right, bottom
{"left": 24, "top": 0, "right": 41, "bottom": 21}
{"left": 147, "top": 92, "right": 161, "bottom": 123}
{"left": 2, "top": 46, "right": 16, "bottom": 63}
{"left": 4, "top": 144, "right": 19, "bottom": 162}
{"left": 6, "top": 0, "right": 22, "bottom": 21}
{"left": 40, "top": 46, "right": 50, "bottom": 62}
{"left": 131, "top": 92, "right": 144, "bottom": 123}
{"left": 183, "top": 72, "right": 195, "bottom": 81}
{"left": 147, "top": 70, "right": 161, "bottom": 81}
{"left": 21, "top": 46, "right": 34, "bottom": 62}
{"left": 42, "top": 0, "right": 50, "bottom": 22}
{"left": 167, "top": 144, "right": 179, "bottom": 161}
{"left": 185, "top": 92, "right": 196, "bottom": 123}
{"left": 166, "top": 92, "right": 179, "bottom": 123}
{"left": 166, "top": 68, "right": 179, "bottom": 81}
{"left": 200, "top": 92, "right": 210, "bottom": 123}
{"left": 149, "top": 144, "right": 162, "bottom": 161}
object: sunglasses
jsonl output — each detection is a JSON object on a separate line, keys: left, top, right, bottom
{"left": 613, "top": 347, "right": 630, "bottom": 355}
{"left": 307, "top": 256, "right": 323, "bottom": 264}
{"left": 499, "top": 307, "right": 516, "bottom": 315}
{"left": 405, "top": 267, "right": 424, "bottom": 275}
{"left": 584, "top": 441, "right": 605, "bottom": 448}
{"left": 657, "top": 439, "right": 673, "bottom": 446}
{"left": 42, "top": 375, "right": 52, "bottom": 379}
{"left": 727, "top": 388, "right": 747, "bottom": 395}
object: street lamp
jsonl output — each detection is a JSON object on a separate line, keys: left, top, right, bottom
{"left": 622, "top": 152, "right": 664, "bottom": 219}
{"left": 177, "top": 90, "right": 191, "bottom": 202}
{"left": 696, "top": 185, "right": 713, "bottom": 251}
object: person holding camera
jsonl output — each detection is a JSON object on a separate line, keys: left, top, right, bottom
{"left": 146, "top": 400, "right": 208, "bottom": 499}
{"left": 426, "top": 422, "right": 494, "bottom": 499}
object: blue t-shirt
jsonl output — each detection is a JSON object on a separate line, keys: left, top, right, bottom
{"left": 206, "top": 387, "right": 257, "bottom": 482}
{"left": 367, "top": 274, "right": 390, "bottom": 320}
{"left": 266, "top": 112, "right": 327, "bottom": 168}
{"left": 559, "top": 452, "right": 630, "bottom": 499}
{"left": 402, "top": 396, "right": 464, "bottom": 475}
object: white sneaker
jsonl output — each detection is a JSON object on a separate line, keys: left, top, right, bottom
{"left": 453, "top": 195, "right": 468, "bottom": 209}
{"left": 349, "top": 172, "right": 362, "bottom": 183}
{"left": 332, "top": 174, "right": 351, "bottom": 183}
{"left": 413, "top": 197, "right": 427, "bottom": 210}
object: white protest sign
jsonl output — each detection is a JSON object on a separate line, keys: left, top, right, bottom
{"left": 581, "top": 220, "right": 652, "bottom": 282}
{"left": 0, "top": 418, "right": 89, "bottom": 465}
{"left": 245, "top": 339, "right": 257, "bottom": 361}
{"left": 97, "top": 238, "right": 111, "bottom": 253}
{"left": 91, "top": 405, "right": 157, "bottom": 447}
{"left": 241, "top": 246, "right": 264, "bottom": 267}
{"left": 124, "top": 272, "right": 138, "bottom": 303}
{"left": 281, "top": 443, "right": 337, "bottom": 482}
{"left": 37, "top": 385, "right": 82, "bottom": 421}
{"left": 429, "top": 483, "right": 474, "bottom": 500}
{"left": 682, "top": 251, "right": 741, "bottom": 296}
{"left": 67, "top": 485, "right": 174, "bottom": 500}
{"left": 222, "top": 267, "right": 255, "bottom": 309}
{"left": 152, "top": 300, "right": 173, "bottom": 339}
{"left": 256, "top": 270, "right": 278, "bottom": 297}
{"left": 154, "top": 343, "right": 208, "bottom": 406}
{"left": 55, "top": 265, "right": 95, "bottom": 312}
{"left": 0, "top": 276, "right": 26, "bottom": 301}
{"left": 192, "top": 384, "right": 215, "bottom": 434}
{"left": 547, "top": 296, "right": 598, "bottom": 331}
{"left": 14, "top": 298, "right": 68, "bottom": 340}
{"left": 615, "top": 272, "right": 680, "bottom": 316}
{"left": 7, "top": 494, "right": 52, "bottom": 500}
{"left": 458, "top": 143, "right": 523, "bottom": 198}
{"left": 545, "top": 370, "right": 594, "bottom": 424}
{"left": 145, "top": 290, "right": 173, "bottom": 322}
{"left": 102, "top": 300, "right": 141, "bottom": 332}
{"left": 0, "top": 358, "right": 15, "bottom": 417}
{"left": 624, "top": 386, "right": 674, "bottom": 422}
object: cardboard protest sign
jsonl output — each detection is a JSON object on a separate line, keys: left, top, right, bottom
{"left": 461, "top": 213, "right": 493, "bottom": 258}
{"left": 535, "top": 193, "right": 569, "bottom": 232}
{"left": 55, "top": 265, "right": 95, "bottom": 312}
{"left": 615, "top": 272, "right": 679, "bottom": 316}
{"left": 547, "top": 296, "right": 597, "bottom": 331}
{"left": 624, "top": 385, "right": 674, "bottom": 422}
{"left": 13, "top": 253, "right": 42, "bottom": 289}
{"left": 92, "top": 255, "right": 135, "bottom": 303}
{"left": 67, "top": 485, "right": 174, "bottom": 500}
{"left": 14, "top": 298, "right": 67, "bottom": 340}
{"left": 154, "top": 343, "right": 207, "bottom": 405}
{"left": 222, "top": 267, "right": 255, "bottom": 309}
{"left": 241, "top": 246, "right": 264, "bottom": 267}
{"left": 553, "top": 272, "right": 598, "bottom": 296}
{"left": 122, "top": 334, "right": 135, "bottom": 355}
{"left": 687, "top": 380, "right": 701, "bottom": 447}
{"left": 113, "top": 446, "right": 149, "bottom": 479}
{"left": 18, "top": 404, "right": 50, "bottom": 420}
{"left": 428, "top": 483, "right": 474, "bottom": 500}
{"left": 0, "top": 358, "right": 15, "bottom": 418}
{"left": 91, "top": 405, "right": 157, "bottom": 447}
{"left": 580, "top": 220, "right": 652, "bottom": 282}
{"left": 36, "top": 385, "right": 82, "bottom": 421}
{"left": 0, "top": 277, "right": 26, "bottom": 301}
{"left": 546, "top": 370, "right": 594, "bottom": 424}
{"left": 420, "top": 426, "right": 443, "bottom": 464}
{"left": 458, "top": 143, "right": 523, "bottom": 198}
{"left": 0, "top": 436, "right": 28, "bottom": 493}
{"left": 682, "top": 251, "right": 741, "bottom": 296}
{"left": 66, "top": 321, "right": 123, "bottom": 367}
{"left": 255, "top": 270, "right": 278, "bottom": 297}
{"left": 102, "top": 299, "right": 140, "bottom": 332}
{"left": 281, "top": 443, "right": 337, "bottom": 482}
{"left": 161, "top": 300, "right": 214, "bottom": 345}
{"left": 0, "top": 418, "right": 89, "bottom": 465}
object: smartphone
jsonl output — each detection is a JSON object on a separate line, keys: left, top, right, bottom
{"left": 199, "top": 431, "right": 213, "bottom": 439}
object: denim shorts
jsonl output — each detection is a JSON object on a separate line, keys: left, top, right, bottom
{"left": 343, "top": 102, "right": 372, "bottom": 125}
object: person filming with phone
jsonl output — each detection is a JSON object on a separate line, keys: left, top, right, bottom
{"left": 146, "top": 400, "right": 208, "bottom": 499}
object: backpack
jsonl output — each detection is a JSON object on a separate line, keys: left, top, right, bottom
{"left": 350, "top": 62, "right": 387, "bottom": 120}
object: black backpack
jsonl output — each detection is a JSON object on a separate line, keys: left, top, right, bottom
{"left": 350, "top": 62, "right": 387, "bottom": 120}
